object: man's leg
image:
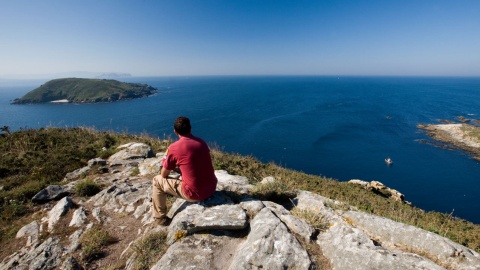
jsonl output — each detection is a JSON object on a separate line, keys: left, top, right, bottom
{"left": 152, "top": 175, "right": 198, "bottom": 219}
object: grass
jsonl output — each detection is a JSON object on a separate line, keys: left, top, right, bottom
{"left": 130, "top": 230, "right": 169, "bottom": 270}
{"left": 79, "top": 225, "right": 117, "bottom": 262}
{"left": 210, "top": 149, "right": 480, "bottom": 253}
{"left": 1, "top": 127, "right": 479, "bottom": 253}
{"left": 74, "top": 179, "right": 102, "bottom": 197}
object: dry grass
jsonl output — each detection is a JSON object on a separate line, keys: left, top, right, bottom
{"left": 130, "top": 230, "right": 169, "bottom": 270}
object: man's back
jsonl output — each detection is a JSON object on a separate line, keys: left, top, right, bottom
{"left": 163, "top": 133, "right": 217, "bottom": 200}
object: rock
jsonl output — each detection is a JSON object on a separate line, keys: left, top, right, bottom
{"left": 109, "top": 142, "right": 153, "bottom": 161}
{"left": 87, "top": 158, "right": 107, "bottom": 167}
{"left": 61, "top": 255, "right": 84, "bottom": 270}
{"left": 32, "top": 185, "right": 69, "bottom": 203}
{"left": 260, "top": 176, "right": 275, "bottom": 185}
{"left": 344, "top": 211, "right": 480, "bottom": 270}
{"left": 138, "top": 157, "right": 163, "bottom": 175}
{"left": 317, "top": 222, "right": 444, "bottom": 270}
{"left": 215, "top": 170, "right": 253, "bottom": 195}
{"left": 239, "top": 197, "right": 265, "bottom": 217}
{"left": 69, "top": 207, "right": 87, "bottom": 227}
{"left": 64, "top": 166, "right": 91, "bottom": 181}
{"left": 167, "top": 191, "right": 234, "bottom": 219}
{"left": 0, "top": 237, "right": 63, "bottom": 270}
{"left": 16, "top": 220, "right": 39, "bottom": 246}
{"left": 229, "top": 207, "right": 312, "bottom": 269}
{"left": 47, "top": 196, "right": 73, "bottom": 231}
{"left": 349, "top": 179, "right": 407, "bottom": 203}
{"left": 151, "top": 233, "right": 243, "bottom": 270}
{"left": 263, "top": 201, "right": 315, "bottom": 242}
{"left": 167, "top": 204, "right": 248, "bottom": 244}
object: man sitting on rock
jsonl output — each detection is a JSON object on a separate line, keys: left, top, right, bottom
{"left": 152, "top": 116, "right": 218, "bottom": 225}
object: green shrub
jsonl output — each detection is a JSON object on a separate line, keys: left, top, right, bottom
{"left": 80, "top": 225, "right": 116, "bottom": 262}
{"left": 74, "top": 179, "right": 101, "bottom": 197}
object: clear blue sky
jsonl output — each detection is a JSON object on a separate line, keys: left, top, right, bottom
{"left": 1, "top": 0, "right": 479, "bottom": 77}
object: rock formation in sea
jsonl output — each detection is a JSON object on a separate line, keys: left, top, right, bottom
{"left": 2, "top": 142, "right": 480, "bottom": 270}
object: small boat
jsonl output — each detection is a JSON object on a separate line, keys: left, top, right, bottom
{"left": 385, "top": 158, "right": 393, "bottom": 165}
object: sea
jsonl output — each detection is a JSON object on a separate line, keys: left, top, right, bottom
{"left": 1, "top": 76, "right": 480, "bottom": 224}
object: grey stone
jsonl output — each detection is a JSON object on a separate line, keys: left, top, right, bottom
{"left": 317, "top": 222, "right": 445, "bottom": 270}
{"left": 151, "top": 233, "right": 243, "bottom": 270}
{"left": 0, "top": 237, "right": 63, "bottom": 270}
{"left": 215, "top": 170, "right": 253, "bottom": 195}
{"left": 60, "top": 255, "right": 84, "bottom": 270}
{"left": 344, "top": 211, "right": 480, "bottom": 270}
{"left": 260, "top": 176, "right": 275, "bottom": 185}
{"left": 138, "top": 157, "right": 163, "bottom": 176}
{"left": 167, "top": 204, "right": 248, "bottom": 244}
{"left": 263, "top": 201, "right": 315, "bottom": 242}
{"left": 32, "top": 185, "right": 69, "bottom": 203}
{"left": 69, "top": 207, "right": 87, "bottom": 227}
{"left": 16, "top": 220, "right": 39, "bottom": 247}
{"left": 229, "top": 207, "right": 312, "bottom": 270}
{"left": 64, "top": 166, "right": 90, "bottom": 181}
{"left": 48, "top": 196, "right": 73, "bottom": 231}
{"left": 167, "top": 191, "right": 234, "bottom": 219}
{"left": 87, "top": 158, "right": 106, "bottom": 167}
{"left": 109, "top": 142, "right": 153, "bottom": 161}
{"left": 239, "top": 197, "right": 265, "bottom": 217}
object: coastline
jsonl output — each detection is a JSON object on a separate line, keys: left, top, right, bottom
{"left": 418, "top": 122, "right": 480, "bottom": 161}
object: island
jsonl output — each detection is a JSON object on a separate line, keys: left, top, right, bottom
{"left": 418, "top": 121, "right": 480, "bottom": 161}
{"left": 11, "top": 78, "right": 157, "bottom": 104}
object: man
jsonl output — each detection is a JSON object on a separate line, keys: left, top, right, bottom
{"left": 152, "top": 116, "right": 217, "bottom": 225}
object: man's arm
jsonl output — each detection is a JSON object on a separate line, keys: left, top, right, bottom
{"left": 160, "top": 167, "right": 171, "bottom": 178}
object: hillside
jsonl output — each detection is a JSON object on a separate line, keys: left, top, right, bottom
{"left": 11, "top": 78, "right": 157, "bottom": 104}
{"left": 0, "top": 127, "right": 479, "bottom": 269}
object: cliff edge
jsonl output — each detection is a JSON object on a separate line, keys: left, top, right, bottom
{"left": 2, "top": 142, "right": 479, "bottom": 270}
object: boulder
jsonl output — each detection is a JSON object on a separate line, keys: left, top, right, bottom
{"left": 215, "top": 170, "right": 253, "bottom": 195}
{"left": 47, "top": 196, "right": 73, "bottom": 231}
{"left": 69, "top": 207, "right": 87, "bottom": 227}
{"left": 167, "top": 204, "right": 248, "bottom": 244}
{"left": 344, "top": 211, "right": 480, "bottom": 270}
{"left": 138, "top": 157, "right": 163, "bottom": 175}
{"left": 151, "top": 233, "right": 243, "bottom": 270}
{"left": 32, "top": 185, "right": 69, "bottom": 203}
{"left": 229, "top": 207, "right": 312, "bottom": 269}
{"left": 109, "top": 142, "right": 153, "bottom": 161}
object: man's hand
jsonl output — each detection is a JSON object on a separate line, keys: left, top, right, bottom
{"left": 160, "top": 167, "right": 171, "bottom": 178}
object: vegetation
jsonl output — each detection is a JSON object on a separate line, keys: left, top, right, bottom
{"left": 74, "top": 179, "right": 102, "bottom": 197}
{"left": 130, "top": 231, "right": 169, "bottom": 270}
{"left": 0, "top": 127, "right": 479, "bottom": 253}
{"left": 79, "top": 225, "right": 117, "bottom": 262}
{"left": 11, "top": 78, "right": 157, "bottom": 104}
{"left": 0, "top": 127, "right": 169, "bottom": 243}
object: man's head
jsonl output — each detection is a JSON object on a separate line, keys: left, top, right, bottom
{"left": 174, "top": 116, "right": 192, "bottom": 136}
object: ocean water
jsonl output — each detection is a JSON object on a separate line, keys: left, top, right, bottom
{"left": 1, "top": 76, "right": 480, "bottom": 223}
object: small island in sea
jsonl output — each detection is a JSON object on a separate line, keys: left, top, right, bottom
{"left": 418, "top": 119, "right": 480, "bottom": 161}
{"left": 11, "top": 78, "right": 157, "bottom": 104}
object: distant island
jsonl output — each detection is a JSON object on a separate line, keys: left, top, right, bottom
{"left": 418, "top": 119, "right": 480, "bottom": 161}
{"left": 11, "top": 78, "right": 157, "bottom": 104}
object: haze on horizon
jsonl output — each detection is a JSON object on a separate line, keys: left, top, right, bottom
{"left": 1, "top": 0, "right": 479, "bottom": 79}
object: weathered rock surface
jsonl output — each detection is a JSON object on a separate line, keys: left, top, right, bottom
{"left": 31, "top": 185, "right": 70, "bottom": 203}
{"left": 2, "top": 141, "right": 480, "bottom": 270}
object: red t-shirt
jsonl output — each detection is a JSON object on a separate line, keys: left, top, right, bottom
{"left": 162, "top": 133, "right": 217, "bottom": 200}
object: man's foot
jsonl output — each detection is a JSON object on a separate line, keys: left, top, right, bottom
{"left": 154, "top": 216, "right": 171, "bottom": 226}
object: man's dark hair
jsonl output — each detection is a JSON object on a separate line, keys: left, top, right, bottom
{"left": 174, "top": 116, "right": 192, "bottom": 135}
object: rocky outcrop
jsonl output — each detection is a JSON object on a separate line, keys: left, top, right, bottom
{"left": 419, "top": 122, "right": 480, "bottom": 161}
{"left": 2, "top": 142, "right": 480, "bottom": 270}
{"left": 349, "top": 179, "right": 410, "bottom": 204}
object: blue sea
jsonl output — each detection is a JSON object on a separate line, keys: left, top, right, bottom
{"left": 1, "top": 76, "right": 480, "bottom": 223}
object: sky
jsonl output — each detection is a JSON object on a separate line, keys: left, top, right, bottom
{"left": 1, "top": 0, "right": 479, "bottom": 77}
